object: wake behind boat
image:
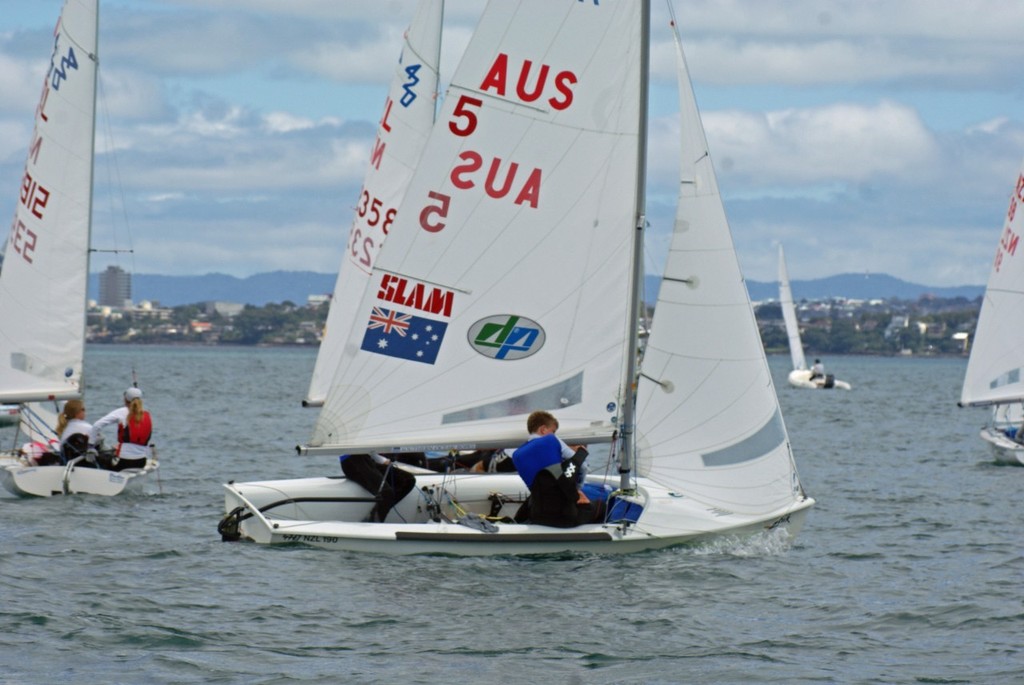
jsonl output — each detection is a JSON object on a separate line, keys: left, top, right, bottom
{"left": 0, "top": 0, "right": 158, "bottom": 496}
{"left": 778, "top": 245, "right": 851, "bottom": 390}
{"left": 221, "top": 0, "right": 814, "bottom": 555}
{"left": 959, "top": 156, "right": 1024, "bottom": 465}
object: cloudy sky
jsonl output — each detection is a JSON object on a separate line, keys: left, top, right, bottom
{"left": 3, "top": 0, "right": 1024, "bottom": 287}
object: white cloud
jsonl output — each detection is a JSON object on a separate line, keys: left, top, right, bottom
{"left": 724, "top": 101, "right": 939, "bottom": 183}
{"left": 96, "top": 68, "right": 170, "bottom": 121}
{"left": 0, "top": 53, "right": 43, "bottom": 115}
{"left": 263, "top": 112, "right": 324, "bottom": 134}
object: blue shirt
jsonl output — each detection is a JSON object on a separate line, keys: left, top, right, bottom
{"left": 511, "top": 433, "right": 563, "bottom": 489}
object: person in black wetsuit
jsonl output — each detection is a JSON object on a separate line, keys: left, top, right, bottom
{"left": 339, "top": 453, "right": 416, "bottom": 522}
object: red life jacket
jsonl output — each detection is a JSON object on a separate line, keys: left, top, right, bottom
{"left": 118, "top": 411, "right": 152, "bottom": 452}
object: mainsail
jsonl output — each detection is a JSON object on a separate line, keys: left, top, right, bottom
{"left": 960, "top": 157, "right": 1024, "bottom": 408}
{"left": 633, "top": 15, "right": 803, "bottom": 515}
{"left": 0, "top": 0, "right": 97, "bottom": 404}
{"left": 308, "top": 1, "right": 641, "bottom": 452}
{"left": 304, "top": 0, "right": 444, "bottom": 408}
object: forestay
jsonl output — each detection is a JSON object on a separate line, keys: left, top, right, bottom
{"left": 304, "top": 0, "right": 443, "bottom": 408}
{"left": 633, "top": 19, "right": 804, "bottom": 516}
{"left": 308, "top": 1, "right": 641, "bottom": 453}
{"left": 0, "top": 0, "right": 97, "bottom": 404}
{"left": 960, "top": 156, "right": 1024, "bottom": 408}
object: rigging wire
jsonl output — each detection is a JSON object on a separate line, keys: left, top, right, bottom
{"left": 96, "top": 77, "right": 142, "bottom": 391}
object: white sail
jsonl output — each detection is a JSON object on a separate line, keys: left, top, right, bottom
{"left": 304, "top": 0, "right": 443, "bottom": 408}
{"left": 633, "top": 19, "right": 804, "bottom": 515}
{"left": 308, "top": 0, "right": 641, "bottom": 452}
{"left": 0, "top": 0, "right": 97, "bottom": 404}
{"left": 960, "top": 156, "right": 1024, "bottom": 408}
{"left": 778, "top": 245, "right": 807, "bottom": 372}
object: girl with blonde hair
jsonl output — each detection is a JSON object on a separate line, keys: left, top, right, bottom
{"left": 56, "top": 398, "right": 92, "bottom": 461}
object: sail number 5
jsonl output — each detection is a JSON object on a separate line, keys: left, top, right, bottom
{"left": 449, "top": 95, "right": 483, "bottom": 137}
{"left": 417, "top": 94, "right": 480, "bottom": 233}
{"left": 419, "top": 191, "right": 450, "bottom": 233}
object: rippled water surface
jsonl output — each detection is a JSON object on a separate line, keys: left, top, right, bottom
{"left": 1, "top": 347, "right": 1020, "bottom": 684}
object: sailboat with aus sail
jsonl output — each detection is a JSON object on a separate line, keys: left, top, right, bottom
{"left": 220, "top": 0, "right": 814, "bottom": 554}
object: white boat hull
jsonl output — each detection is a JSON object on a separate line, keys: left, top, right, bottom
{"left": 1, "top": 459, "right": 160, "bottom": 497}
{"left": 979, "top": 426, "right": 1024, "bottom": 466}
{"left": 221, "top": 470, "right": 814, "bottom": 556}
{"left": 787, "top": 369, "right": 852, "bottom": 390}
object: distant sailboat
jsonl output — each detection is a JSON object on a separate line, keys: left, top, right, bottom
{"left": 1, "top": 0, "right": 159, "bottom": 496}
{"left": 220, "top": 0, "right": 814, "bottom": 554}
{"left": 778, "top": 245, "right": 851, "bottom": 390}
{"left": 959, "top": 156, "right": 1024, "bottom": 465}
{"left": 0, "top": 402, "right": 19, "bottom": 428}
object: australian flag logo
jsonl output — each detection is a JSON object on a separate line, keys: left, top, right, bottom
{"left": 360, "top": 306, "right": 447, "bottom": 364}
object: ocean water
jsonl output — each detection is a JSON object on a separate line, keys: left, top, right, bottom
{"left": 1, "top": 346, "right": 1021, "bottom": 684}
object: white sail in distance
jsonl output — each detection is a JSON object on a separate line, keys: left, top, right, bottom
{"left": 778, "top": 245, "right": 808, "bottom": 372}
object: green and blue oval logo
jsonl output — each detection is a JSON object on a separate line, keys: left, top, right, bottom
{"left": 468, "top": 315, "right": 545, "bottom": 360}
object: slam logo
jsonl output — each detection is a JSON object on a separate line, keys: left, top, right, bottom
{"left": 468, "top": 315, "right": 545, "bottom": 360}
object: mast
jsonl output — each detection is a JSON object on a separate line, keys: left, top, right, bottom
{"left": 83, "top": 1, "right": 100, "bottom": 388}
{"left": 433, "top": 1, "right": 443, "bottom": 123}
{"left": 618, "top": 0, "right": 650, "bottom": 491}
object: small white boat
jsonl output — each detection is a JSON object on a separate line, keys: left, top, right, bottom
{"left": 0, "top": 0, "right": 158, "bottom": 496}
{"left": 1, "top": 457, "right": 159, "bottom": 498}
{"left": 0, "top": 405, "right": 20, "bottom": 427}
{"left": 975, "top": 404, "right": 1024, "bottom": 465}
{"left": 976, "top": 426, "right": 1024, "bottom": 466}
{"left": 960, "top": 157, "right": 1024, "bottom": 465}
{"left": 222, "top": 0, "right": 814, "bottom": 554}
{"left": 778, "top": 245, "right": 851, "bottom": 390}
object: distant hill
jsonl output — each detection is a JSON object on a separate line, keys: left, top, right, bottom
{"left": 644, "top": 273, "right": 983, "bottom": 304}
{"left": 87, "top": 270, "right": 984, "bottom": 308}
